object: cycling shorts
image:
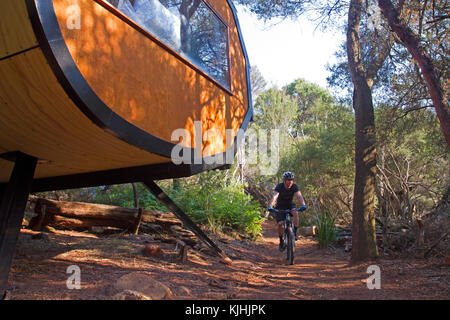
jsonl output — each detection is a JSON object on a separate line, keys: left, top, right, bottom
{"left": 275, "top": 203, "right": 296, "bottom": 223}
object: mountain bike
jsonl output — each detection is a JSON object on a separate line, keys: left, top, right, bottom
{"left": 269, "top": 208, "right": 302, "bottom": 265}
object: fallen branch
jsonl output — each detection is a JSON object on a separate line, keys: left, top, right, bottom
{"left": 424, "top": 232, "right": 449, "bottom": 259}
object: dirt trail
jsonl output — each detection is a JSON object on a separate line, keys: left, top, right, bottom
{"left": 7, "top": 221, "right": 449, "bottom": 299}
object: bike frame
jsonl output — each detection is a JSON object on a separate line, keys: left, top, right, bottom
{"left": 272, "top": 208, "right": 298, "bottom": 265}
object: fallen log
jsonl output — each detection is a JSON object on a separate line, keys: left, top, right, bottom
{"left": 29, "top": 198, "right": 182, "bottom": 233}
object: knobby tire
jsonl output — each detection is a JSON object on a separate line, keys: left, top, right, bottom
{"left": 286, "top": 226, "right": 295, "bottom": 265}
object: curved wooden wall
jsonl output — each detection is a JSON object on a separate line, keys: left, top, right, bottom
{"left": 0, "top": 0, "right": 252, "bottom": 184}
{"left": 0, "top": 2, "right": 168, "bottom": 183}
{"left": 53, "top": 0, "right": 249, "bottom": 156}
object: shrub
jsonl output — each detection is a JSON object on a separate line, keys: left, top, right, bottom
{"left": 173, "top": 182, "right": 263, "bottom": 239}
{"left": 207, "top": 184, "right": 263, "bottom": 239}
{"left": 314, "top": 210, "right": 337, "bottom": 248}
{"left": 80, "top": 171, "right": 264, "bottom": 239}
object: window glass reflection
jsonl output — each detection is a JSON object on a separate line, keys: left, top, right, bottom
{"left": 106, "top": 0, "right": 230, "bottom": 90}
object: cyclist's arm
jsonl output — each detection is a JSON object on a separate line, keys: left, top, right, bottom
{"left": 295, "top": 191, "right": 306, "bottom": 207}
{"left": 269, "top": 191, "right": 279, "bottom": 208}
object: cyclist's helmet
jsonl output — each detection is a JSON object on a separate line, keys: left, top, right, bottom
{"left": 282, "top": 171, "right": 295, "bottom": 180}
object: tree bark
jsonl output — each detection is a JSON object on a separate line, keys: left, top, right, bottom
{"left": 29, "top": 198, "right": 182, "bottom": 231}
{"left": 179, "top": 0, "right": 201, "bottom": 53}
{"left": 347, "top": 0, "right": 379, "bottom": 263}
{"left": 131, "top": 183, "right": 139, "bottom": 208}
{"left": 378, "top": 0, "right": 450, "bottom": 147}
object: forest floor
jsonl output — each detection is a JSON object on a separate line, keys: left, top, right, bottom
{"left": 6, "top": 220, "right": 450, "bottom": 300}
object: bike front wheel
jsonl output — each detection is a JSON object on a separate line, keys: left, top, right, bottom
{"left": 285, "top": 227, "right": 295, "bottom": 265}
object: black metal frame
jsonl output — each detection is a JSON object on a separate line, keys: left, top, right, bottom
{"left": 0, "top": 153, "right": 230, "bottom": 298}
{"left": 1, "top": 0, "right": 254, "bottom": 190}
{"left": 0, "top": 0, "right": 254, "bottom": 295}
{"left": 0, "top": 152, "right": 37, "bottom": 296}
{"left": 24, "top": 0, "right": 253, "bottom": 169}
{"left": 284, "top": 213, "right": 295, "bottom": 265}
{"left": 0, "top": 152, "right": 234, "bottom": 193}
{"left": 273, "top": 208, "right": 296, "bottom": 265}
{"left": 31, "top": 162, "right": 230, "bottom": 193}
{"left": 143, "top": 180, "right": 227, "bottom": 259}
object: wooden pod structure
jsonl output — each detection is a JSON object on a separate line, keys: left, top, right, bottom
{"left": 0, "top": 0, "right": 253, "bottom": 190}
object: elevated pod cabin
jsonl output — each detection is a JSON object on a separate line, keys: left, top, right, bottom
{"left": 0, "top": 0, "right": 252, "bottom": 295}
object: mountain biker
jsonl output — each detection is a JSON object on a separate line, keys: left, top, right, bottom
{"left": 268, "top": 172, "right": 307, "bottom": 251}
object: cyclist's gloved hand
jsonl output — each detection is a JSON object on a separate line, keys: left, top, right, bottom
{"left": 268, "top": 206, "right": 275, "bottom": 213}
{"left": 299, "top": 205, "right": 307, "bottom": 212}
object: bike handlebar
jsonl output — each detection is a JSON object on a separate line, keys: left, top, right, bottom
{"left": 272, "top": 208, "right": 298, "bottom": 213}
{"left": 268, "top": 205, "right": 307, "bottom": 214}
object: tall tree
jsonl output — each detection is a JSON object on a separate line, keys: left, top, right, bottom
{"left": 250, "top": 65, "right": 267, "bottom": 98}
{"left": 377, "top": 0, "right": 450, "bottom": 146}
{"left": 347, "top": 0, "right": 382, "bottom": 262}
{"left": 238, "top": 0, "right": 394, "bottom": 262}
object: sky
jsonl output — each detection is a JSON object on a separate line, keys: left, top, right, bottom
{"left": 235, "top": 6, "right": 346, "bottom": 89}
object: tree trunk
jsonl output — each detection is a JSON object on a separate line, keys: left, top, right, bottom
{"left": 378, "top": 0, "right": 450, "bottom": 147}
{"left": 179, "top": 0, "right": 201, "bottom": 54}
{"left": 347, "top": 0, "right": 379, "bottom": 263}
{"left": 131, "top": 183, "right": 139, "bottom": 208}
{"left": 172, "top": 179, "right": 181, "bottom": 191}
{"left": 351, "top": 85, "right": 379, "bottom": 262}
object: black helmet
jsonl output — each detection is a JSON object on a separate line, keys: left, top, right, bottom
{"left": 282, "top": 171, "right": 295, "bottom": 180}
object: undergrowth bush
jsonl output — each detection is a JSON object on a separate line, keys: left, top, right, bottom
{"left": 314, "top": 210, "right": 337, "bottom": 248}
{"left": 63, "top": 170, "right": 264, "bottom": 239}
{"left": 171, "top": 180, "right": 263, "bottom": 239}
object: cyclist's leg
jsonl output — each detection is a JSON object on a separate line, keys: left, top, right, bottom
{"left": 275, "top": 212, "right": 285, "bottom": 237}
{"left": 275, "top": 212, "right": 286, "bottom": 251}
{"left": 278, "top": 221, "right": 284, "bottom": 236}
{"left": 290, "top": 203, "right": 299, "bottom": 228}
{"left": 291, "top": 209, "right": 299, "bottom": 228}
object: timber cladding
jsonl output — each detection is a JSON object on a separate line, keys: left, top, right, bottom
{"left": 0, "top": 0, "right": 252, "bottom": 184}
{"left": 0, "top": 0, "right": 38, "bottom": 59}
{"left": 53, "top": 0, "right": 250, "bottom": 156}
{"left": 0, "top": 46, "right": 169, "bottom": 183}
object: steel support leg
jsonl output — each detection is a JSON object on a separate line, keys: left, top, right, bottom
{"left": 0, "top": 152, "right": 37, "bottom": 296}
{"left": 142, "top": 180, "right": 230, "bottom": 261}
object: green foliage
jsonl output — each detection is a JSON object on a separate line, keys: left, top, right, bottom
{"left": 277, "top": 80, "right": 355, "bottom": 220}
{"left": 236, "top": 0, "right": 308, "bottom": 21}
{"left": 375, "top": 106, "right": 449, "bottom": 221}
{"left": 207, "top": 183, "right": 263, "bottom": 238}
{"left": 252, "top": 87, "right": 297, "bottom": 133}
{"left": 297, "top": 210, "right": 314, "bottom": 228}
{"left": 314, "top": 210, "right": 338, "bottom": 249}
{"left": 250, "top": 65, "right": 267, "bottom": 98}
{"left": 169, "top": 171, "right": 263, "bottom": 239}
{"left": 86, "top": 184, "right": 166, "bottom": 211}
{"left": 41, "top": 166, "right": 264, "bottom": 239}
